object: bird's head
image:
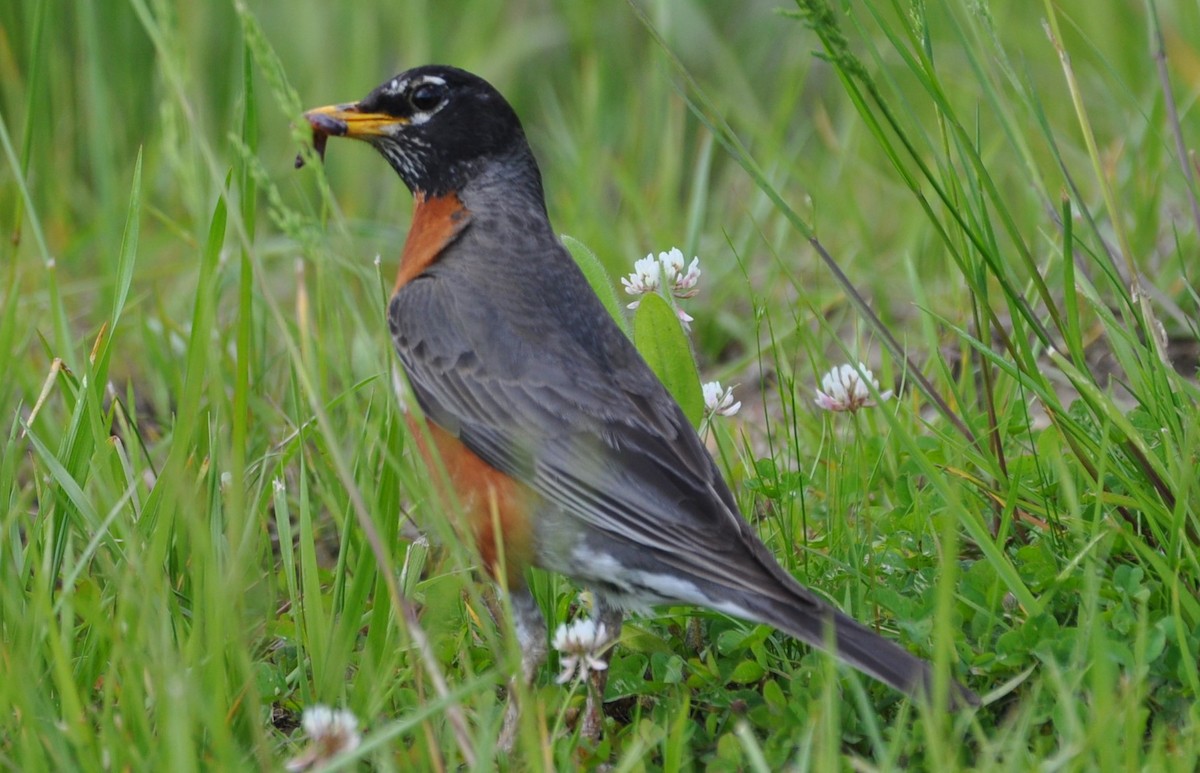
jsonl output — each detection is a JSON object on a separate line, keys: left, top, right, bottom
{"left": 302, "top": 65, "right": 528, "bottom": 197}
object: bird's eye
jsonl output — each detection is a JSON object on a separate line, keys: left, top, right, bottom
{"left": 410, "top": 83, "right": 446, "bottom": 112}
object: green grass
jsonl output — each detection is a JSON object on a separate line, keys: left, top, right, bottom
{"left": 2, "top": 0, "right": 1199, "bottom": 769}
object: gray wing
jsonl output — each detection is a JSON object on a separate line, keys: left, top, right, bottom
{"left": 388, "top": 267, "right": 798, "bottom": 600}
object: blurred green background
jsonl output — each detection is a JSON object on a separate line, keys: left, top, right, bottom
{"left": 7, "top": 0, "right": 1196, "bottom": 351}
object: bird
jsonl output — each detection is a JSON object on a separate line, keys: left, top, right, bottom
{"left": 301, "top": 64, "right": 977, "bottom": 742}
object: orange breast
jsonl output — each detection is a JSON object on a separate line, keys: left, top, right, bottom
{"left": 405, "top": 415, "right": 536, "bottom": 587}
{"left": 394, "top": 192, "right": 473, "bottom": 291}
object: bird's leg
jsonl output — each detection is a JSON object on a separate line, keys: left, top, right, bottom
{"left": 581, "top": 597, "right": 623, "bottom": 743}
{"left": 498, "top": 586, "right": 547, "bottom": 752}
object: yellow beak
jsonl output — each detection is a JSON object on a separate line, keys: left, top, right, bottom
{"left": 303, "top": 103, "right": 409, "bottom": 139}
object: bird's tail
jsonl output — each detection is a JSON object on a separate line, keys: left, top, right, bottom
{"left": 738, "top": 585, "right": 979, "bottom": 709}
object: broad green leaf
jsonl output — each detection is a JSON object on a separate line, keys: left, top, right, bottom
{"left": 728, "top": 658, "right": 766, "bottom": 685}
{"left": 634, "top": 292, "right": 704, "bottom": 427}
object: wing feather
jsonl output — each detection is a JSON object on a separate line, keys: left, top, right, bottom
{"left": 389, "top": 267, "right": 784, "bottom": 598}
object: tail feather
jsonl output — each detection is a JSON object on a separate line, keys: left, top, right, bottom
{"left": 741, "top": 590, "right": 979, "bottom": 709}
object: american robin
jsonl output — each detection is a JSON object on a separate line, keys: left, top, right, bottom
{"left": 302, "top": 65, "right": 977, "bottom": 741}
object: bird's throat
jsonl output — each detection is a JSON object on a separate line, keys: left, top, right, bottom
{"left": 394, "top": 192, "right": 473, "bottom": 291}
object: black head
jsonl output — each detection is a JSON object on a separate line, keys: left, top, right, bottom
{"left": 303, "top": 65, "right": 529, "bottom": 196}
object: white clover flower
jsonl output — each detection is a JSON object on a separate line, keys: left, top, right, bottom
{"left": 623, "top": 249, "right": 704, "bottom": 312}
{"left": 676, "top": 256, "right": 701, "bottom": 298}
{"left": 675, "top": 307, "right": 694, "bottom": 330}
{"left": 702, "top": 381, "right": 741, "bottom": 417}
{"left": 814, "top": 363, "right": 893, "bottom": 413}
{"left": 658, "top": 247, "right": 686, "bottom": 287}
{"left": 657, "top": 248, "right": 702, "bottom": 299}
{"left": 552, "top": 619, "right": 612, "bottom": 685}
{"left": 621, "top": 255, "right": 662, "bottom": 309}
{"left": 285, "top": 705, "right": 362, "bottom": 771}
